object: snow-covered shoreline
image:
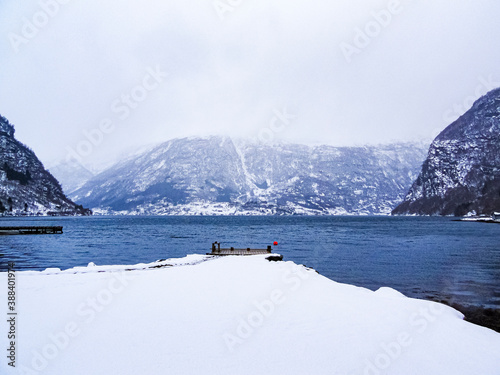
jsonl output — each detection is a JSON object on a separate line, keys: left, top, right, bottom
{"left": 455, "top": 216, "right": 500, "bottom": 224}
{"left": 1, "top": 255, "right": 500, "bottom": 374}
{"left": 89, "top": 202, "right": 387, "bottom": 216}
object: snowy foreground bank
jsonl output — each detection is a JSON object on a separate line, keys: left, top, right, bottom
{"left": 1, "top": 255, "right": 500, "bottom": 375}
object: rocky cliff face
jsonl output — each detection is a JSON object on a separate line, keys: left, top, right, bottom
{"left": 393, "top": 88, "right": 500, "bottom": 216}
{"left": 70, "top": 137, "right": 427, "bottom": 215}
{"left": 0, "top": 114, "right": 91, "bottom": 215}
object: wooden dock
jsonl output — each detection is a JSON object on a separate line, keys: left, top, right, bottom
{"left": 207, "top": 241, "right": 273, "bottom": 256}
{"left": 0, "top": 226, "right": 63, "bottom": 235}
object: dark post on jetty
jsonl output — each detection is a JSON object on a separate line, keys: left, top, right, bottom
{"left": 208, "top": 241, "right": 274, "bottom": 256}
{"left": 0, "top": 226, "right": 63, "bottom": 235}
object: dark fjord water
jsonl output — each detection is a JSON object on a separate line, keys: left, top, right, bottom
{"left": 0, "top": 216, "right": 498, "bottom": 308}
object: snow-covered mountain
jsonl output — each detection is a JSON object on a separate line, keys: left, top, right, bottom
{"left": 393, "top": 88, "right": 500, "bottom": 216}
{"left": 48, "top": 160, "right": 95, "bottom": 195}
{"left": 48, "top": 143, "right": 162, "bottom": 197}
{"left": 71, "top": 137, "right": 427, "bottom": 215}
{"left": 0, "top": 114, "right": 91, "bottom": 215}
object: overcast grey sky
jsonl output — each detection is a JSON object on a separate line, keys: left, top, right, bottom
{"left": 1, "top": 0, "right": 500, "bottom": 169}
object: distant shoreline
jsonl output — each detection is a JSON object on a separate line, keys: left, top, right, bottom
{"left": 454, "top": 217, "right": 500, "bottom": 224}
